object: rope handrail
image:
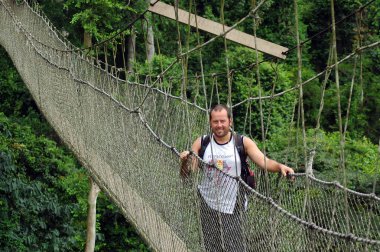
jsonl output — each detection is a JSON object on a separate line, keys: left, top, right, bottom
{"left": 232, "top": 40, "right": 380, "bottom": 108}
{"left": 240, "top": 177, "right": 380, "bottom": 245}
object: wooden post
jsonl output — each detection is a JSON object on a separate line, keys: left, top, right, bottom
{"left": 148, "top": 1, "right": 288, "bottom": 59}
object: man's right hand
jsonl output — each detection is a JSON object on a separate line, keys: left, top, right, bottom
{"left": 179, "top": 151, "right": 190, "bottom": 160}
{"left": 180, "top": 151, "right": 191, "bottom": 179}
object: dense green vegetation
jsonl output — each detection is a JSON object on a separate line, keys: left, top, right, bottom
{"left": 0, "top": 0, "right": 379, "bottom": 250}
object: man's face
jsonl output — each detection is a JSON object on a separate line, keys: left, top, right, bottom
{"left": 210, "top": 109, "right": 232, "bottom": 138}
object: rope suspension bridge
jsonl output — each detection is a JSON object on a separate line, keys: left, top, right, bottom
{"left": 1, "top": 0, "right": 379, "bottom": 251}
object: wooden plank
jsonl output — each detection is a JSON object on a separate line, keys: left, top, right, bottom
{"left": 149, "top": 1, "right": 287, "bottom": 59}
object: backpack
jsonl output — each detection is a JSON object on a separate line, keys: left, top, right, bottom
{"left": 198, "top": 133, "right": 256, "bottom": 189}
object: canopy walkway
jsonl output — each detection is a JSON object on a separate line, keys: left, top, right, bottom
{"left": 1, "top": 0, "right": 379, "bottom": 251}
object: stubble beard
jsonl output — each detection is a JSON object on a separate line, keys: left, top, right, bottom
{"left": 213, "top": 128, "right": 229, "bottom": 139}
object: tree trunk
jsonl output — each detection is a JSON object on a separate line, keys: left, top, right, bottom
{"left": 84, "top": 31, "right": 92, "bottom": 48}
{"left": 85, "top": 178, "right": 101, "bottom": 252}
{"left": 127, "top": 27, "right": 136, "bottom": 72}
{"left": 145, "top": 20, "right": 155, "bottom": 62}
{"left": 84, "top": 30, "right": 93, "bottom": 64}
{"left": 305, "top": 149, "right": 315, "bottom": 176}
{"left": 145, "top": 0, "right": 155, "bottom": 62}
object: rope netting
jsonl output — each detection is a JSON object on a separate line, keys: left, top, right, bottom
{"left": 1, "top": 0, "right": 379, "bottom": 251}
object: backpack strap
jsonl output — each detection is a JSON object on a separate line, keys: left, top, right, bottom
{"left": 233, "top": 133, "right": 247, "bottom": 163}
{"left": 234, "top": 134, "right": 255, "bottom": 187}
{"left": 199, "top": 134, "right": 246, "bottom": 162}
{"left": 198, "top": 135, "right": 211, "bottom": 159}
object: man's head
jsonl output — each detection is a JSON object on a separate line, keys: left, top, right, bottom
{"left": 209, "top": 104, "right": 232, "bottom": 138}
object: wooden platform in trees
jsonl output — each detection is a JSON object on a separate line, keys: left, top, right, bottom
{"left": 148, "top": 1, "right": 288, "bottom": 59}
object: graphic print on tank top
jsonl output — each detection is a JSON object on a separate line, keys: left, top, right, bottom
{"left": 198, "top": 135, "right": 241, "bottom": 214}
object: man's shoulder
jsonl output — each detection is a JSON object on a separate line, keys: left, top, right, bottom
{"left": 234, "top": 133, "right": 246, "bottom": 142}
{"left": 235, "top": 133, "right": 254, "bottom": 142}
{"left": 200, "top": 134, "right": 211, "bottom": 145}
{"left": 198, "top": 135, "right": 211, "bottom": 158}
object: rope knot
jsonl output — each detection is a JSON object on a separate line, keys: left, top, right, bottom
{"left": 355, "top": 47, "right": 363, "bottom": 55}
{"left": 267, "top": 197, "right": 274, "bottom": 204}
{"left": 345, "top": 233, "right": 354, "bottom": 241}
{"left": 150, "top": 0, "right": 160, "bottom": 6}
{"left": 176, "top": 52, "right": 183, "bottom": 61}
{"left": 307, "top": 222, "right": 316, "bottom": 229}
{"left": 333, "top": 181, "right": 341, "bottom": 188}
{"left": 326, "top": 65, "right": 333, "bottom": 71}
{"left": 282, "top": 50, "right": 289, "bottom": 56}
{"left": 249, "top": 10, "right": 260, "bottom": 19}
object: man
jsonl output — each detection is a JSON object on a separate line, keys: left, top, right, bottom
{"left": 180, "top": 104, "right": 294, "bottom": 252}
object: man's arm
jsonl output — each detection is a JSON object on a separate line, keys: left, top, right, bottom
{"left": 179, "top": 137, "right": 201, "bottom": 177}
{"left": 243, "top": 137, "right": 294, "bottom": 176}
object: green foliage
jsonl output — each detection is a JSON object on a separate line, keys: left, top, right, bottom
{"left": 39, "top": 0, "right": 82, "bottom": 46}
{"left": 256, "top": 0, "right": 298, "bottom": 49}
{"left": 304, "top": 52, "right": 380, "bottom": 143}
{"left": 0, "top": 49, "right": 35, "bottom": 117}
{"left": 0, "top": 113, "right": 80, "bottom": 251}
{"left": 267, "top": 128, "right": 379, "bottom": 194}
{"left": 206, "top": 46, "right": 296, "bottom": 138}
{"left": 95, "top": 195, "right": 150, "bottom": 251}
{"left": 302, "top": 0, "right": 362, "bottom": 70}
{"left": 135, "top": 54, "right": 183, "bottom": 96}
{"left": 64, "top": 0, "right": 136, "bottom": 41}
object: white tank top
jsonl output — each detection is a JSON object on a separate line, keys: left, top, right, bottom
{"left": 198, "top": 134, "right": 241, "bottom": 214}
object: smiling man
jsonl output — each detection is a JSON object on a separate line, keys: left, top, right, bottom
{"left": 180, "top": 104, "right": 294, "bottom": 252}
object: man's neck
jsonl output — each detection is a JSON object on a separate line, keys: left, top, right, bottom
{"left": 213, "top": 131, "right": 232, "bottom": 144}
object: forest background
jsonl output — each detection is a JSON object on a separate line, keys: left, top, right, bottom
{"left": 0, "top": 0, "right": 379, "bottom": 251}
